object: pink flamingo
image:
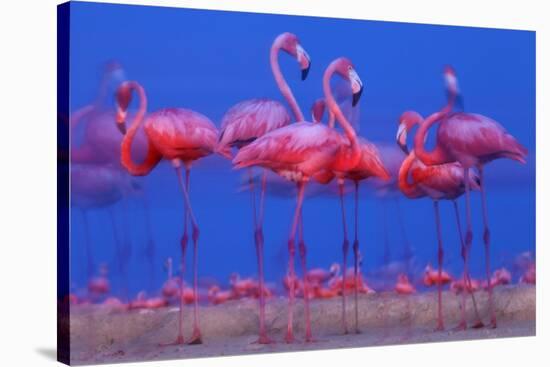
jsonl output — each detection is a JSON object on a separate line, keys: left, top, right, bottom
{"left": 397, "top": 112, "right": 483, "bottom": 330}
{"left": 115, "top": 80, "right": 223, "bottom": 345}
{"left": 217, "top": 32, "right": 310, "bottom": 343}
{"left": 233, "top": 57, "right": 364, "bottom": 342}
{"left": 311, "top": 98, "right": 390, "bottom": 333}
{"left": 412, "top": 67, "right": 528, "bottom": 328}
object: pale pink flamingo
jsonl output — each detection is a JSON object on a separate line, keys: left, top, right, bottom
{"left": 233, "top": 57, "right": 364, "bottom": 342}
{"left": 311, "top": 98, "right": 390, "bottom": 333}
{"left": 397, "top": 112, "right": 483, "bottom": 330}
{"left": 217, "top": 32, "right": 310, "bottom": 343}
{"left": 412, "top": 66, "right": 528, "bottom": 328}
{"left": 115, "top": 80, "right": 223, "bottom": 345}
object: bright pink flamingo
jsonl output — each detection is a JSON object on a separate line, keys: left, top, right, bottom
{"left": 412, "top": 67, "right": 528, "bottom": 328}
{"left": 397, "top": 114, "right": 483, "bottom": 330}
{"left": 217, "top": 32, "right": 311, "bottom": 343}
{"left": 311, "top": 98, "right": 390, "bottom": 333}
{"left": 233, "top": 57, "right": 364, "bottom": 342}
{"left": 115, "top": 80, "right": 223, "bottom": 345}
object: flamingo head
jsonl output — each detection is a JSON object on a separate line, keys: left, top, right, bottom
{"left": 331, "top": 57, "right": 364, "bottom": 107}
{"left": 329, "top": 263, "right": 341, "bottom": 276}
{"left": 311, "top": 98, "right": 326, "bottom": 123}
{"left": 115, "top": 82, "right": 133, "bottom": 134}
{"left": 468, "top": 170, "right": 482, "bottom": 191}
{"left": 396, "top": 111, "right": 423, "bottom": 154}
{"left": 276, "top": 32, "right": 311, "bottom": 81}
{"left": 443, "top": 65, "right": 464, "bottom": 110}
{"left": 104, "top": 60, "right": 126, "bottom": 86}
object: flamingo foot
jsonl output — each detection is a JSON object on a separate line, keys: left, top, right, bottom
{"left": 453, "top": 321, "right": 467, "bottom": 331}
{"left": 285, "top": 331, "right": 295, "bottom": 344}
{"left": 434, "top": 321, "right": 445, "bottom": 332}
{"left": 253, "top": 334, "right": 274, "bottom": 345}
{"left": 187, "top": 329, "right": 203, "bottom": 345}
{"left": 471, "top": 320, "right": 485, "bottom": 329}
{"left": 159, "top": 334, "right": 184, "bottom": 347}
{"left": 488, "top": 317, "right": 497, "bottom": 329}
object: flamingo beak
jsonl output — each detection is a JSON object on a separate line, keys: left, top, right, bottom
{"left": 352, "top": 86, "right": 363, "bottom": 107}
{"left": 296, "top": 44, "right": 311, "bottom": 81}
{"left": 349, "top": 68, "right": 363, "bottom": 107}
{"left": 116, "top": 121, "right": 127, "bottom": 135}
{"left": 396, "top": 123, "right": 409, "bottom": 154}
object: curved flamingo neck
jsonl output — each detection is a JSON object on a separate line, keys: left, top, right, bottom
{"left": 270, "top": 39, "right": 304, "bottom": 122}
{"left": 120, "top": 81, "right": 160, "bottom": 176}
{"left": 413, "top": 110, "right": 452, "bottom": 166}
{"left": 398, "top": 153, "right": 423, "bottom": 198}
{"left": 323, "top": 63, "right": 361, "bottom": 169}
{"left": 413, "top": 83, "right": 457, "bottom": 166}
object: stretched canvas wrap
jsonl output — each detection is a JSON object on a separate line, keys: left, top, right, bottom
{"left": 57, "top": 1, "right": 536, "bottom": 365}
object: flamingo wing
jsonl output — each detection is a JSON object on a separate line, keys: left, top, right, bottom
{"left": 346, "top": 138, "right": 391, "bottom": 181}
{"left": 439, "top": 112, "right": 528, "bottom": 165}
{"left": 233, "top": 122, "right": 341, "bottom": 177}
{"left": 219, "top": 99, "right": 291, "bottom": 149}
{"left": 145, "top": 108, "right": 219, "bottom": 160}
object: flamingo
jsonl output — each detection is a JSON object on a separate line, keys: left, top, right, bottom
{"left": 397, "top": 111, "right": 483, "bottom": 330}
{"left": 115, "top": 80, "right": 223, "bottom": 345}
{"left": 412, "top": 67, "right": 528, "bottom": 328}
{"left": 395, "top": 274, "right": 416, "bottom": 295}
{"left": 216, "top": 33, "right": 311, "bottom": 343}
{"left": 233, "top": 57, "right": 364, "bottom": 342}
{"left": 311, "top": 98, "right": 390, "bottom": 333}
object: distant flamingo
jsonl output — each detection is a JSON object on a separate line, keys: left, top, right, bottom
{"left": 217, "top": 32, "right": 311, "bottom": 344}
{"left": 397, "top": 111, "right": 482, "bottom": 330}
{"left": 311, "top": 98, "right": 390, "bottom": 333}
{"left": 115, "top": 80, "right": 223, "bottom": 345}
{"left": 233, "top": 57, "right": 364, "bottom": 342}
{"left": 395, "top": 274, "right": 416, "bottom": 295}
{"left": 413, "top": 66, "right": 528, "bottom": 328}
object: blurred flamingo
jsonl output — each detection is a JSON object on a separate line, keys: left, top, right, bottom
{"left": 311, "top": 98, "right": 390, "bottom": 333}
{"left": 233, "top": 57, "right": 364, "bottom": 342}
{"left": 397, "top": 111, "right": 483, "bottom": 330}
{"left": 413, "top": 66, "right": 528, "bottom": 328}
{"left": 395, "top": 274, "right": 416, "bottom": 295}
{"left": 115, "top": 81, "right": 224, "bottom": 345}
{"left": 217, "top": 32, "right": 311, "bottom": 344}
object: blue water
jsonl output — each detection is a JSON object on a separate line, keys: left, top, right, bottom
{"left": 68, "top": 1, "right": 535, "bottom": 297}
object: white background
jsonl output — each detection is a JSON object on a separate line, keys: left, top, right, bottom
{"left": 0, "top": 0, "right": 546, "bottom": 366}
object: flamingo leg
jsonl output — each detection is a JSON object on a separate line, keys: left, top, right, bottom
{"left": 338, "top": 179, "right": 350, "bottom": 334}
{"left": 298, "top": 205, "right": 313, "bottom": 342}
{"left": 248, "top": 169, "right": 271, "bottom": 343}
{"left": 433, "top": 200, "right": 445, "bottom": 331}
{"left": 120, "top": 199, "right": 132, "bottom": 301}
{"left": 178, "top": 166, "right": 203, "bottom": 344}
{"left": 352, "top": 180, "right": 361, "bottom": 334}
{"left": 142, "top": 196, "right": 157, "bottom": 292}
{"left": 453, "top": 200, "right": 483, "bottom": 329}
{"left": 82, "top": 209, "right": 94, "bottom": 280}
{"left": 285, "top": 180, "right": 306, "bottom": 343}
{"left": 478, "top": 166, "right": 496, "bottom": 328}
{"left": 109, "top": 208, "right": 127, "bottom": 301}
{"left": 382, "top": 199, "right": 391, "bottom": 266}
{"left": 395, "top": 198, "right": 412, "bottom": 277}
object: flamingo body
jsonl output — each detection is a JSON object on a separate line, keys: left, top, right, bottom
{"left": 218, "top": 99, "right": 291, "bottom": 150}
{"left": 437, "top": 112, "right": 528, "bottom": 167}
{"left": 233, "top": 122, "right": 343, "bottom": 181}
{"left": 144, "top": 108, "right": 220, "bottom": 163}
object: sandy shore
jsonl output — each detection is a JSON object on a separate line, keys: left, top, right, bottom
{"left": 68, "top": 284, "right": 535, "bottom": 365}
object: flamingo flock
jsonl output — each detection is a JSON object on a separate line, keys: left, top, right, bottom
{"left": 70, "top": 32, "right": 530, "bottom": 346}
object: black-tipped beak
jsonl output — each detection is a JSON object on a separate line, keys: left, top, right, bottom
{"left": 398, "top": 141, "right": 410, "bottom": 155}
{"left": 117, "top": 121, "right": 127, "bottom": 135}
{"left": 352, "top": 86, "right": 363, "bottom": 107}
{"left": 301, "top": 63, "right": 311, "bottom": 81}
